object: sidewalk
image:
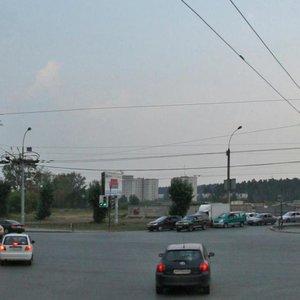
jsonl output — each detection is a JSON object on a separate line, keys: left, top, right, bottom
{"left": 270, "top": 223, "right": 300, "bottom": 234}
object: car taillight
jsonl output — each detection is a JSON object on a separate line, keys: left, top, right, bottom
{"left": 25, "top": 245, "right": 32, "bottom": 251}
{"left": 0, "top": 245, "right": 6, "bottom": 251}
{"left": 200, "top": 261, "right": 209, "bottom": 272}
{"left": 156, "top": 263, "right": 165, "bottom": 273}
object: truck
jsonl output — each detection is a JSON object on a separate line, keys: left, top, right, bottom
{"left": 198, "top": 203, "right": 230, "bottom": 225}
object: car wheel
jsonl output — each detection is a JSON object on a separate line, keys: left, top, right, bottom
{"left": 224, "top": 223, "right": 229, "bottom": 228}
{"left": 156, "top": 286, "right": 163, "bottom": 294}
{"left": 286, "top": 218, "right": 290, "bottom": 223}
{"left": 27, "top": 259, "right": 32, "bottom": 266}
{"left": 158, "top": 226, "right": 163, "bottom": 231}
{"left": 0, "top": 260, "right": 5, "bottom": 266}
{"left": 203, "top": 285, "right": 210, "bottom": 294}
{"left": 176, "top": 228, "right": 181, "bottom": 232}
{"left": 4, "top": 228, "right": 9, "bottom": 234}
{"left": 188, "top": 225, "right": 193, "bottom": 232}
{"left": 240, "top": 222, "right": 244, "bottom": 227}
{"left": 202, "top": 223, "right": 207, "bottom": 230}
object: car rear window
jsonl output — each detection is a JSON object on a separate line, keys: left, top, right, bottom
{"left": 4, "top": 236, "right": 28, "bottom": 245}
{"left": 165, "top": 250, "right": 203, "bottom": 262}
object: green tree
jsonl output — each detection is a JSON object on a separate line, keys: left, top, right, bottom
{"left": 0, "top": 180, "right": 10, "bottom": 217}
{"left": 168, "top": 178, "right": 193, "bottom": 216}
{"left": 129, "top": 195, "right": 140, "bottom": 205}
{"left": 36, "top": 180, "right": 53, "bottom": 220}
{"left": 88, "top": 180, "right": 107, "bottom": 223}
{"left": 52, "top": 172, "right": 87, "bottom": 208}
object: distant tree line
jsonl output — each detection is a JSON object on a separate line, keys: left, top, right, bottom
{"left": 159, "top": 178, "right": 300, "bottom": 203}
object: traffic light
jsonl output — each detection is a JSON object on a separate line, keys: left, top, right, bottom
{"left": 99, "top": 195, "right": 108, "bottom": 208}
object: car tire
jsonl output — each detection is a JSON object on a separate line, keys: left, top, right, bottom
{"left": 188, "top": 225, "right": 193, "bottom": 232}
{"left": 224, "top": 223, "right": 229, "bottom": 228}
{"left": 156, "top": 286, "right": 163, "bottom": 294}
{"left": 27, "top": 259, "right": 32, "bottom": 266}
{"left": 4, "top": 228, "right": 9, "bottom": 234}
{"left": 203, "top": 285, "right": 210, "bottom": 294}
{"left": 0, "top": 260, "right": 5, "bottom": 266}
{"left": 176, "top": 228, "right": 181, "bottom": 232}
{"left": 158, "top": 226, "right": 163, "bottom": 231}
{"left": 240, "top": 222, "right": 244, "bottom": 227}
{"left": 202, "top": 223, "right": 207, "bottom": 230}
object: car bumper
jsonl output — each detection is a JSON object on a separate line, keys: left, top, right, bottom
{"left": 156, "top": 273, "right": 210, "bottom": 288}
{"left": 213, "top": 223, "right": 224, "bottom": 228}
{"left": 0, "top": 252, "right": 33, "bottom": 261}
{"left": 176, "top": 225, "right": 190, "bottom": 230}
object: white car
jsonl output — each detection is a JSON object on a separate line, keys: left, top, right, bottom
{"left": 282, "top": 211, "right": 300, "bottom": 223}
{"left": 0, "top": 233, "right": 35, "bottom": 265}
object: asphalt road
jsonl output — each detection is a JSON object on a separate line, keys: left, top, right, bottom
{"left": 1, "top": 226, "right": 300, "bottom": 300}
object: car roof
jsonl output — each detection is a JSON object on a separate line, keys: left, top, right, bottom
{"left": 3, "top": 233, "right": 29, "bottom": 238}
{"left": 166, "top": 243, "right": 204, "bottom": 252}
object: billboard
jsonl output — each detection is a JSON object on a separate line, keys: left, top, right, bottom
{"left": 102, "top": 171, "right": 123, "bottom": 196}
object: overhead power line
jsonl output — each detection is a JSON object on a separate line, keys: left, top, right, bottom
{"left": 229, "top": 0, "right": 300, "bottom": 90}
{"left": 1, "top": 98, "right": 300, "bottom": 116}
{"left": 39, "top": 159, "right": 300, "bottom": 173}
{"left": 180, "top": 0, "right": 300, "bottom": 114}
{"left": 39, "top": 146, "right": 300, "bottom": 164}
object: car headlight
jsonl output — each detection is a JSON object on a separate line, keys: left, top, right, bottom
{"left": 219, "top": 219, "right": 224, "bottom": 223}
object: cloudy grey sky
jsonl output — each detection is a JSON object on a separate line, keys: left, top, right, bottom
{"left": 1, "top": 0, "right": 300, "bottom": 187}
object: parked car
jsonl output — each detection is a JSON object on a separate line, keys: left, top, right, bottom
{"left": 282, "top": 211, "right": 300, "bottom": 223}
{"left": 175, "top": 213, "right": 209, "bottom": 232}
{"left": 253, "top": 213, "right": 277, "bottom": 225}
{"left": 147, "top": 216, "right": 182, "bottom": 231}
{"left": 0, "top": 220, "right": 25, "bottom": 234}
{"left": 155, "top": 243, "right": 215, "bottom": 294}
{"left": 246, "top": 212, "right": 260, "bottom": 225}
{"left": 0, "top": 233, "right": 35, "bottom": 265}
{"left": 213, "top": 212, "right": 246, "bottom": 228}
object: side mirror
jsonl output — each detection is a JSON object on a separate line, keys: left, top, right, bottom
{"left": 208, "top": 252, "right": 215, "bottom": 258}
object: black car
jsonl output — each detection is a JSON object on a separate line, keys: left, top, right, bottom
{"left": 156, "top": 243, "right": 215, "bottom": 294}
{"left": 175, "top": 213, "right": 209, "bottom": 232}
{"left": 0, "top": 220, "right": 25, "bottom": 234}
{"left": 147, "top": 216, "right": 182, "bottom": 231}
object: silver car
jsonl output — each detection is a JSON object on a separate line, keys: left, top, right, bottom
{"left": 282, "top": 211, "right": 300, "bottom": 223}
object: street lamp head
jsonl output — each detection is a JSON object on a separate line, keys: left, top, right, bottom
{"left": 27, "top": 127, "right": 32, "bottom": 131}
{"left": 237, "top": 125, "right": 242, "bottom": 130}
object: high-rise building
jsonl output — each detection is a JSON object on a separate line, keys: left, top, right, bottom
{"left": 122, "top": 175, "right": 159, "bottom": 201}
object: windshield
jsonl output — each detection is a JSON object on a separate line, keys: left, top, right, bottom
{"left": 153, "top": 216, "right": 166, "bottom": 222}
{"left": 182, "top": 216, "right": 194, "bottom": 221}
{"left": 218, "top": 213, "right": 228, "bottom": 218}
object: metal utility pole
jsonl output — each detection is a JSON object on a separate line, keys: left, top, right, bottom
{"left": 20, "top": 127, "right": 32, "bottom": 225}
{"left": 226, "top": 126, "right": 242, "bottom": 209}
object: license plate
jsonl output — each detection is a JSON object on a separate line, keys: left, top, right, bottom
{"left": 10, "top": 246, "right": 22, "bottom": 251}
{"left": 173, "top": 269, "right": 191, "bottom": 275}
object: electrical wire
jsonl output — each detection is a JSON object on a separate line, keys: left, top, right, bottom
{"left": 38, "top": 146, "right": 300, "bottom": 164}
{"left": 180, "top": 0, "right": 300, "bottom": 114}
{"left": 1, "top": 98, "right": 300, "bottom": 116}
{"left": 39, "top": 159, "right": 300, "bottom": 173}
{"left": 229, "top": 0, "right": 300, "bottom": 90}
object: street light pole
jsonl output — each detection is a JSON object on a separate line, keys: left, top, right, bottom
{"left": 227, "top": 126, "right": 242, "bottom": 209}
{"left": 21, "top": 127, "right": 31, "bottom": 225}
